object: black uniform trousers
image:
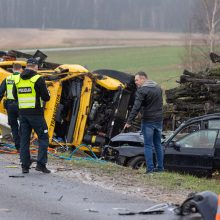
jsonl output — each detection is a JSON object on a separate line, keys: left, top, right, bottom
{"left": 6, "top": 101, "right": 20, "bottom": 150}
{"left": 19, "top": 114, "right": 49, "bottom": 168}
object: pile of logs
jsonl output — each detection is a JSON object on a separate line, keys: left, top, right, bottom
{"left": 164, "top": 53, "right": 220, "bottom": 130}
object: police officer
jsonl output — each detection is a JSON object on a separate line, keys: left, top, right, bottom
{"left": 0, "top": 63, "right": 23, "bottom": 151}
{"left": 13, "top": 58, "right": 50, "bottom": 174}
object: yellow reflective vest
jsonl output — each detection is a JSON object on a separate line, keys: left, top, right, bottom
{"left": 15, "top": 74, "right": 42, "bottom": 109}
{"left": 6, "top": 74, "right": 19, "bottom": 100}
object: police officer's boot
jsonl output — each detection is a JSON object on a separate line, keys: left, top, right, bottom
{"left": 35, "top": 163, "right": 51, "bottom": 173}
{"left": 22, "top": 165, "right": 30, "bottom": 174}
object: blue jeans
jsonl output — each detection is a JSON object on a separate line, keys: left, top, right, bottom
{"left": 141, "top": 121, "right": 164, "bottom": 172}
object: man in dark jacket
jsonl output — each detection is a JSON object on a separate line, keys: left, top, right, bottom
{"left": 13, "top": 58, "right": 50, "bottom": 174}
{"left": 124, "top": 71, "right": 164, "bottom": 174}
{"left": 0, "top": 63, "right": 23, "bottom": 151}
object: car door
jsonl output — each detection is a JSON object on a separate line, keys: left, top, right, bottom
{"left": 164, "top": 129, "right": 218, "bottom": 177}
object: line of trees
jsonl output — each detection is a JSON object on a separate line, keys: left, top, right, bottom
{"left": 0, "top": 0, "right": 197, "bottom": 32}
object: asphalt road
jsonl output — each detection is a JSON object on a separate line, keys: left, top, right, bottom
{"left": 0, "top": 156, "right": 202, "bottom": 220}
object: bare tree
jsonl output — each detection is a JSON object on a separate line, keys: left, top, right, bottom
{"left": 202, "top": 0, "right": 220, "bottom": 52}
{"left": 182, "top": 0, "right": 220, "bottom": 72}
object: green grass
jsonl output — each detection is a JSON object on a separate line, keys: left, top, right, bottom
{"left": 51, "top": 155, "right": 220, "bottom": 196}
{"left": 46, "top": 46, "right": 184, "bottom": 90}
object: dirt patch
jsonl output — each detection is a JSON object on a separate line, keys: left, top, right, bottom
{"left": 0, "top": 28, "right": 204, "bottom": 50}
{"left": 0, "top": 153, "right": 189, "bottom": 204}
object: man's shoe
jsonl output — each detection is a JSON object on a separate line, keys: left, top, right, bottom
{"left": 145, "top": 170, "right": 154, "bottom": 175}
{"left": 154, "top": 168, "right": 164, "bottom": 173}
{"left": 35, "top": 164, "right": 51, "bottom": 174}
{"left": 22, "top": 167, "right": 29, "bottom": 174}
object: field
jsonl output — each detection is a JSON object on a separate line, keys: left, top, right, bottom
{"left": 46, "top": 46, "right": 184, "bottom": 90}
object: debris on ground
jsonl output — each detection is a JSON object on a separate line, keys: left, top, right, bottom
{"left": 57, "top": 195, "right": 63, "bottom": 201}
{"left": 118, "top": 203, "right": 168, "bottom": 215}
{"left": 85, "top": 208, "right": 99, "bottom": 213}
{"left": 9, "top": 175, "right": 25, "bottom": 178}
{"left": 5, "top": 165, "right": 18, "bottom": 168}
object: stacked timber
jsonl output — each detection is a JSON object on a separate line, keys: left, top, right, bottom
{"left": 165, "top": 56, "right": 220, "bottom": 129}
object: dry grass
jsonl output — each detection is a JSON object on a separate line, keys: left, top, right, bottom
{"left": 0, "top": 28, "right": 201, "bottom": 50}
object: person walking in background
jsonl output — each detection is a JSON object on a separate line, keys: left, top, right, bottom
{"left": 13, "top": 58, "right": 50, "bottom": 174}
{"left": 124, "top": 71, "right": 164, "bottom": 174}
{"left": 0, "top": 63, "right": 23, "bottom": 151}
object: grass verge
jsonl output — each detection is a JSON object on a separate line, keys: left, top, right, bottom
{"left": 49, "top": 153, "right": 220, "bottom": 201}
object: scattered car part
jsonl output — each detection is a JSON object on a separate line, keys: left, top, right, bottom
{"left": 174, "top": 191, "right": 217, "bottom": 220}
{"left": 118, "top": 203, "right": 168, "bottom": 215}
{"left": 9, "top": 175, "right": 25, "bottom": 178}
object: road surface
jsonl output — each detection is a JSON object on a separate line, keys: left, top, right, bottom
{"left": 0, "top": 155, "right": 202, "bottom": 220}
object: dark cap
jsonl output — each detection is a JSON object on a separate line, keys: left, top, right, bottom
{"left": 27, "top": 58, "right": 38, "bottom": 65}
{"left": 0, "top": 51, "right": 7, "bottom": 57}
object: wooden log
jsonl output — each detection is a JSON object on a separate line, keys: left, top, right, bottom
{"left": 173, "top": 97, "right": 209, "bottom": 103}
{"left": 174, "top": 99, "right": 215, "bottom": 112}
{"left": 182, "top": 69, "right": 198, "bottom": 77}
{"left": 182, "top": 69, "right": 211, "bottom": 79}
{"left": 180, "top": 75, "right": 218, "bottom": 84}
{"left": 210, "top": 94, "right": 220, "bottom": 103}
{"left": 202, "top": 84, "right": 220, "bottom": 92}
{"left": 166, "top": 85, "right": 207, "bottom": 103}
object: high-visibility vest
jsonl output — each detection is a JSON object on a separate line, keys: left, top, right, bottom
{"left": 6, "top": 74, "right": 19, "bottom": 100}
{"left": 216, "top": 195, "right": 220, "bottom": 220}
{"left": 15, "top": 74, "right": 42, "bottom": 109}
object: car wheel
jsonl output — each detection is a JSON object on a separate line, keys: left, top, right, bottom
{"left": 128, "top": 156, "right": 146, "bottom": 169}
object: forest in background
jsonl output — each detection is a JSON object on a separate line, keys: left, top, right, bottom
{"left": 0, "top": 0, "right": 198, "bottom": 32}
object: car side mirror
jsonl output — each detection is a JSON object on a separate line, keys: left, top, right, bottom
{"left": 168, "top": 141, "right": 181, "bottom": 151}
{"left": 168, "top": 140, "right": 175, "bottom": 147}
{"left": 174, "top": 142, "right": 181, "bottom": 152}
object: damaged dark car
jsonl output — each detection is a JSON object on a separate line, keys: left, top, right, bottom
{"left": 103, "top": 113, "right": 220, "bottom": 177}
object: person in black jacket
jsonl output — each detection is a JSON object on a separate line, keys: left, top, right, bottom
{"left": 13, "top": 58, "right": 51, "bottom": 174}
{"left": 0, "top": 63, "right": 23, "bottom": 151}
{"left": 124, "top": 71, "right": 164, "bottom": 174}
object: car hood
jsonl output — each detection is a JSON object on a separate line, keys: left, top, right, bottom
{"left": 111, "top": 131, "right": 144, "bottom": 143}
